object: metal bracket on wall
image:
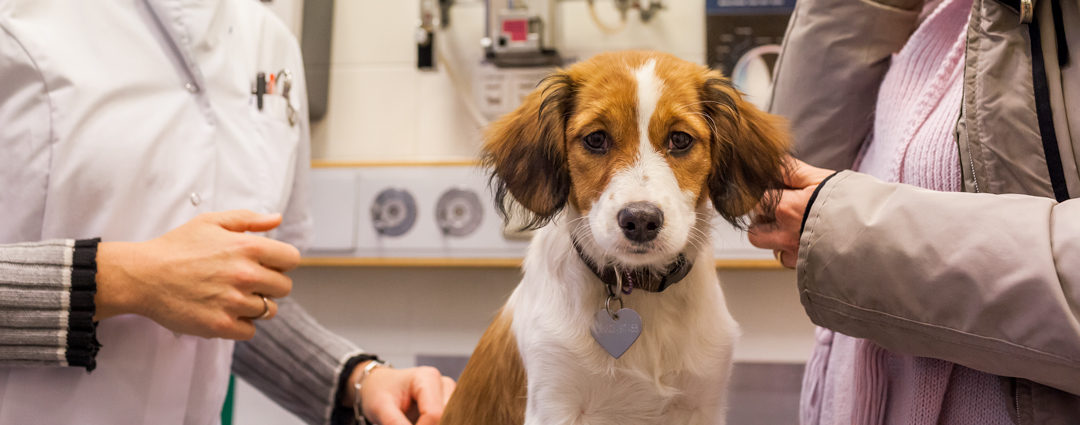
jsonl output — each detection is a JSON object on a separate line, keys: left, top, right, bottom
{"left": 301, "top": 0, "right": 334, "bottom": 121}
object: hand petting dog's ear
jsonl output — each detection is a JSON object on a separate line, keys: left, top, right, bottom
{"left": 747, "top": 158, "right": 836, "bottom": 268}
{"left": 783, "top": 158, "right": 835, "bottom": 189}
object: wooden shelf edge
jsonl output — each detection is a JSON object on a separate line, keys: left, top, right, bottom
{"left": 311, "top": 159, "right": 481, "bottom": 168}
{"left": 300, "top": 257, "right": 784, "bottom": 269}
{"left": 299, "top": 257, "right": 523, "bottom": 268}
{"left": 714, "top": 259, "right": 786, "bottom": 269}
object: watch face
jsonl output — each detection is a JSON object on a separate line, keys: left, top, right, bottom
{"left": 371, "top": 188, "right": 417, "bottom": 237}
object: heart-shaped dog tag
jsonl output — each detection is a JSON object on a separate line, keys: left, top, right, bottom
{"left": 591, "top": 308, "right": 643, "bottom": 359}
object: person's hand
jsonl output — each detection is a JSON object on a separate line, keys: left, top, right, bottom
{"left": 748, "top": 158, "right": 835, "bottom": 268}
{"left": 95, "top": 210, "right": 300, "bottom": 340}
{"left": 353, "top": 364, "right": 456, "bottom": 425}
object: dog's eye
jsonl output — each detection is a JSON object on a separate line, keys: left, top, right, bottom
{"left": 668, "top": 131, "right": 694, "bottom": 152}
{"left": 583, "top": 131, "right": 611, "bottom": 153}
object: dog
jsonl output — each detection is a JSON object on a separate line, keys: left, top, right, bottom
{"left": 441, "top": 51, "right": 789, "bottom": 425}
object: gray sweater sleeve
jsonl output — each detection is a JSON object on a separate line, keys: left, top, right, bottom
{"left": 0, "top": 239, "right": 100, "bottom": 370}
{"left": 232, "top": 297, "right": 366, "bottom": 425}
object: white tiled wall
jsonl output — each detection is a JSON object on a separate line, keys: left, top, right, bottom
{"left": 310, "top": 0, "right": 705, "bottom": 161}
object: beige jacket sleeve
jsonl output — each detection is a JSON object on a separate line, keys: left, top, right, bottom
{"left": 768, "top": 0, "right": 921, "bottom": 170}
{"left": 800, "top": 171, "right": 1080, "bottom": 394}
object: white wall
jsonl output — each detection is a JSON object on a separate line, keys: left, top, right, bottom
{"left": 237, "top": 1, "right": 815, "bottom": 423}
{"left": 310, "top": 0, "right": 705, "bottom": 160}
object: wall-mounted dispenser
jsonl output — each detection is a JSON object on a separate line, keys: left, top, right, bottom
{"left": 483, "top": 0, "right": 563, "bottom": 68}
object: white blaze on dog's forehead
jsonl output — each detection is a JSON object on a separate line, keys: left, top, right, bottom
{"left": 634, "top": 59, "right": 661, "bottom": 150}
{"left": 628, "top": 58, "right": 673, "bottom": 185}
{"left": 586, "top": 58, "right": 698, "bottom": 265}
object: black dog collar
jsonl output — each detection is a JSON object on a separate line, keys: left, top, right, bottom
{"left": 572, "top": 239, "right": 694, "bottom": 293}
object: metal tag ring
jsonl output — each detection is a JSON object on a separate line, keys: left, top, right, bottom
{"left": 605, "top": 295, "right": 624, "bottom": 320}
{"left": 610, "top": 265, "right": 625, "bottom": 300}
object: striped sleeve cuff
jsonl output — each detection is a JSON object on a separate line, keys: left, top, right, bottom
{"left": 68, "top": 239, "right": 100, "bottom": 370}
{"left": 0, "top": 239, "right": 100, "bottom": 371}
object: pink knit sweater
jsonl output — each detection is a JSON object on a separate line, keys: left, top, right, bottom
{"left": 799, "top": 0, "right": 1014, "bottom": 423}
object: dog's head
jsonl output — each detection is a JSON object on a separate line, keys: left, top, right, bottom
{"left": 484, "top": 51, "right": 789, "bottom": 267}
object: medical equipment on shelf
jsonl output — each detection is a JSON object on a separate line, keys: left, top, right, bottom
{"left": 481, "top": 0, "right": 563, "bottom": 68}
{"left": 706, "top": 0, "right": 794, "bottom": 108}
{"left": 419, "top": 0, "right": 667, "bottom": 70}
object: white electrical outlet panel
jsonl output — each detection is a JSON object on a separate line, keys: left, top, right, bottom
{"left": 309, "top": 166, "right": 530, "bottom": 258}
{"left": 308, "top": 165, "right": 774, "bottom": 261}
{"left": 309, "top": 169, "right": 359, "bottom": 252}
{"left": 712, "top": 218, "right": 775, "bottom": 260}
{"left": 476, "top": 63, "right": 553, "bottom": 119}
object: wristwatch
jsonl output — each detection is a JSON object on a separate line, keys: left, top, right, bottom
{"left": 353, "top": 359, "right": 390, "bottom": 425}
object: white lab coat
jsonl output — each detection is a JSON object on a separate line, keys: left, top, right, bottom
{"left": 0, "top": 0, "right": 311, "bottom": 423}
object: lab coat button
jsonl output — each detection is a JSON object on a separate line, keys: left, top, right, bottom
{"left": 185, "top": 83, "right": 198, "bottom": 93}
{"left": 190, "top": 192, "right": 202, "bottom": 206}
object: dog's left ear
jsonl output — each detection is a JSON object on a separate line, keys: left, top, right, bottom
{"left": 701, "top": 75, "right": 790, "bottom": 227}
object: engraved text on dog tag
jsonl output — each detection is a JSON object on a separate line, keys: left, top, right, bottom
{"left": 591, "top": 308, "right": 642, "bottom": 359}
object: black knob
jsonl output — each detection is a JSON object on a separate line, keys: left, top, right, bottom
{"left": 617, "top": 202, "right": 664, "bottom": 243}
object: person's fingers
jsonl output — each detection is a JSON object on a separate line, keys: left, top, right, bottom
{"left": 782, "top": 157, "right": 807, "bottom": 188}
{"left": 246, "top": 236, "right": 301, "bottom": 272}
{"left": 774, "top": 249, "right": 796, "bottom": 268}
{"left": 232, "top": 293, "right": 277, "bottom": 320}
{"left": 410, "top": 367, "right": 447, "bottom": 425}
{"left": 209, "top": 316, "right": 257, "bottom": 341}
{"left": 231, "top": 261, "right": 292, "bottom": 299}
{"left": 748, "top": 224, "right": 799, "bottom": 253}
{"left": 750, "top": 217, "right": 802, "bottom": 252}
{"left": 783, "top": 158, "right": 833, "bottom": 189}
{"left": 753, "top": 187, "right": 811, "bottom": 227}
{"left": 747, "top": 226, "right": 781, "bottom": 250}
{"left": 441, "top": 376, "right": 456, "bottom": 403}
{"left": 749, "top": 196, "right": 778, "bottom": 226}
{"left": 751, "top": 186, "right": 805, "bottom": 226}
{"left": 260, "top": 297, "right": 277, "bottom": 320}
{"left": 368, "top": 395, "right": 412, "bottom": 425}
{"left": 782, "top": 250, "right": 797, "bottom": 268}
{"left": 201, "top": 210, "right": 283, "bottom": 233}
{"left": 255, "top": 272, "right": 292, "bottom": 299}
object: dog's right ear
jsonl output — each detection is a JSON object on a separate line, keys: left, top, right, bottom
{"left": 483, "top": 73, "right": 575, "bottom": 230}
{"left": 700, "top": 75, "right": 790, "bottom": 228}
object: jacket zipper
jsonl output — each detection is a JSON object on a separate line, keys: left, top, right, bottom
{"left": 1015, "top": 388, "right": 1021, "bottom": 424}
{"left": 962, "top": 85, "right": 980, "bottom": 193}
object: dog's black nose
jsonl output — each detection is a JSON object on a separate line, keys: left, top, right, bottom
{"left": 617, "top": 202, "right": 664, "bottom": 243}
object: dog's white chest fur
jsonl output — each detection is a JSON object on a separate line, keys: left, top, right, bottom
{"left": 508, "top": 218, "right": 739, "bottom": 425}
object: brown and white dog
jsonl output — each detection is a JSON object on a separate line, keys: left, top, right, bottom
{"left": 441, "top": 51, "right": 788, "bottom": 425}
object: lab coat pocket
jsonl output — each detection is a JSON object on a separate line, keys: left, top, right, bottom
{"left": 249, "top": 94, "right": 301, "bottom": 214}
